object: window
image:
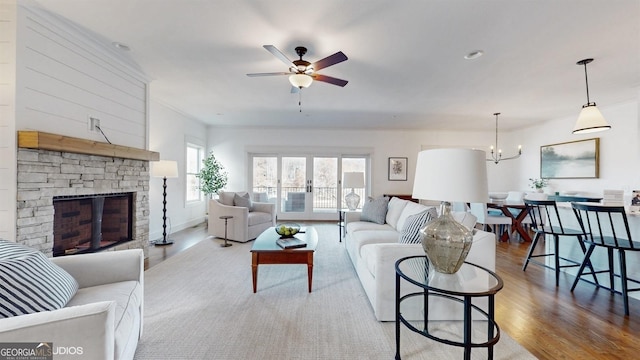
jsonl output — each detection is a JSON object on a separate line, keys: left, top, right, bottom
{"left": 186, "top": 143, "right": 204, "bottom": 202}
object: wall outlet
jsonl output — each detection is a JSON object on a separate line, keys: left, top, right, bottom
{"left": 88, "top": 116, "right": 100, "bottom": 132}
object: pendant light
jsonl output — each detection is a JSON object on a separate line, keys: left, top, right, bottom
{"left": 573, "top": 58, "right": 611, "bottom": 134}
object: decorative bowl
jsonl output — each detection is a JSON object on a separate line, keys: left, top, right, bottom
{"left": 275, "top": 223, "right": 300, "bottom": 238}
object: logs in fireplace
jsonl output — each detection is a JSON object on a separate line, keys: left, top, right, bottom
{"left": 53, "top": 193, "right": 133, "bottom": 256}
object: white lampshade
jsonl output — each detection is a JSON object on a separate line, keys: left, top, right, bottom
{"left": 572, "top": 104, "right": 611, "bottom": 134}
{"left": 343, "top": 172, "right": 365, "bottom": 188}
{"left": 151, "top": 160, "right": 178, "bottom": 178}
{"left": 412, "top": 148, "right": 488, "bottom": 203}
{"left": 289, "top": 74, "right": 313, "bottom": 88}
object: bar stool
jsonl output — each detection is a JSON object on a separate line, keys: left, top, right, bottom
{"left": 522, "top": 199, "right": 591, "bottom": 286}
{"left": 571, "top": 203, "right": 639, "bottom": 316}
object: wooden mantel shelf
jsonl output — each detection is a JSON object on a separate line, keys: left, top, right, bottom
{"left": 18, "top": 131, "right": 160, "bottom": 161}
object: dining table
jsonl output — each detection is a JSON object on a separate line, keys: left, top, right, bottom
{"left": 487, "top": 202, "right": 532, "bottom": 242}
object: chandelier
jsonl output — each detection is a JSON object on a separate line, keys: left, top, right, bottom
{"left": 486, "top": 112, "right": 522, "bottom": 164}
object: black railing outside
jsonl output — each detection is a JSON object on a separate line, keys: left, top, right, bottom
{"left": 252, "top": 187, "right": 365, "bottom": 210}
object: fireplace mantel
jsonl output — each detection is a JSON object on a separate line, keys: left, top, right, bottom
{"left": 18, "top": 131, "right": 159, "bottom": 161}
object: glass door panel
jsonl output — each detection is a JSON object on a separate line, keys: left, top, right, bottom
{"left": 281, "top": 157, "right": 306, "bottom": 214}
{"left": 313, "top": 157, "right": 338, "bottom": 214}
{"left": 341, "top": 158, "right": 367, "bottom": 209}
{"left": 252, "top": 156, "right": 277, "bottom": 203}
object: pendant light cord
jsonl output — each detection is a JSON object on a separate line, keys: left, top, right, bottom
{"left": 582, "top": 62, "right": 591, "bottom": 104}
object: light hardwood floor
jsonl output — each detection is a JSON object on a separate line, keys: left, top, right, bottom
{"left": 147, "top": 222, "right": 640, "bottom": 359}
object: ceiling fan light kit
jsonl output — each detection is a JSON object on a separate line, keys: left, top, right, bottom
{"left": 247, "top": 45, "right": 348, "bottom": 92}
{"left": 573, "top": 58, "right": 611, "bottom": 134}
{"left": 289, "top": 74, "right": 313, "bottom": 88}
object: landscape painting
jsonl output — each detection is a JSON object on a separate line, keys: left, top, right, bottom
{"left": 540, "top": 138, "right": 599, "bottom": 179}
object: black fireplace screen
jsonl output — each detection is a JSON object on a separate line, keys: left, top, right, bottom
{"left": 52, "top": 193, "right": 133, "bottom": 256}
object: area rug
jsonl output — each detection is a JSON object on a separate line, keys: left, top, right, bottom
{"left": 134, "top": 224, "right": 537, "bottom": 359}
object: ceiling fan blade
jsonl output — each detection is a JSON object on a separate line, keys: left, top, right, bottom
{"left": 246, "top": 72, "right": 290, "bottom": 77}
{"left": 312, "top": 51, "right": 348, "bottom": 71}
{"left": 312, "top": 74, "right": 348, "bottom": 87}
{"left": 263, "top": 45, "right": 295, "bottom": 67}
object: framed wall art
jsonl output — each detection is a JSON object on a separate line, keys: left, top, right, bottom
{"left": 388, "top": 157, "right": 408, "bottom": 181}
{"left": 540, "top": 138, "right": 599, "bottom": 179}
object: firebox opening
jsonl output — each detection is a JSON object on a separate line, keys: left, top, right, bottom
{"left": 53, "top": 193, "right": 133, "bottom": 256}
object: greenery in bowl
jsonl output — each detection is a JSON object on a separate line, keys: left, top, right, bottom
{"left": 529, "top": 178, "right": 548, "bottom": 190}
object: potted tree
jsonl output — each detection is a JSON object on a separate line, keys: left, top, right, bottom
{"left": 196, "top": 152, "right": 228, "bottom": 198}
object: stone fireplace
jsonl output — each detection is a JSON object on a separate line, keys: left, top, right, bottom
{"left": 16, "top": 131, "right": 159, "bottom": 258}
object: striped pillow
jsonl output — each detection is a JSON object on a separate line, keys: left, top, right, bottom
{"left": 399, "top": 208, "right": 438, "bottom": 244}
{"left": 0, "top": 241, "right": 79, "bottom": 318}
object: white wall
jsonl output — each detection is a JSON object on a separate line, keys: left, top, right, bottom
{"left": 510, "top": 100, "right": 640, "bottom": 198}
{"left": 0, "top": 0, "right": 17, "bottom": 241}
{"left": 148, "top": 100, "right": 208, "bottom": 241}
{"left": 206, "top": 126, "right": 521, "bottom": 196}
{"left": 206, "top": 99, "right": 639, "bottom": 203}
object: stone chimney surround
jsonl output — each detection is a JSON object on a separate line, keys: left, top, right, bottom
{"left": 16, "top": 131, "right": 160, "bottom": 258}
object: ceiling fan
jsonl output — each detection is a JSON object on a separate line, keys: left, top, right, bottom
{"left": 247, "top": 45, "right": 348, "bottom": 92}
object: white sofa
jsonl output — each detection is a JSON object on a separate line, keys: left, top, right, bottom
{"left": 209, "top": 191, "right": 276, "bottom": 242}
{"left": 0, "top": 248, "right": 144, "bottom": 360}
{"left": 345, "top": 197, "right": 496, "bottom": 321}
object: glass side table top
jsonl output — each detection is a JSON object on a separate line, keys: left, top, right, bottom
{"left": 396, "top": 256, "right": 503, "bottom": 296}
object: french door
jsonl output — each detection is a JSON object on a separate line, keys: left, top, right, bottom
{"left": 251, "top": 154, "right": 367, "bottom": 221}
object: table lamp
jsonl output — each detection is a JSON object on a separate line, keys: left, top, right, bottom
{"left": 151, "top": 160, "right": 179, "bottom": 246}
{"left": 412, "top": 149, "right": 488, "bottom": 273}
{"left": 343, "top": 172, "right": 365, "bottom": 211}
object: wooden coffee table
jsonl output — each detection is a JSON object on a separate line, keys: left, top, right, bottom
{"left": 250, "top": 226, "right": 318, "bottom": 293}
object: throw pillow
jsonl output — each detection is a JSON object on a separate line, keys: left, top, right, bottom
{"left": 0, "top": 239, "right": 36, "bottom": 259}
{"left": 218, "top": 191, "right": 235, "bottom": 206}
{"left": 361, "top": 196, "right": 390, "bottom": 224}
{"left": 399, "top": 207, "right": 438, "bottom": 244}
{"left": 385, "top": 197, "right": 408, "bottom": 229}
{"left": 0, "top": 241, "right": 79, "bottom": 318}
{"left": 233, "top": 192, "right": 253, "bottom": 211}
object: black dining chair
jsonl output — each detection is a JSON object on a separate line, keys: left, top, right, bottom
{"left": 523, "top": 199, "right": 593, "bottom": 286}
{"left": 571, "top": 203, "right": 640, "bottom": 316}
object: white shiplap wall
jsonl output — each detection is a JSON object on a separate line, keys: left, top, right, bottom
{"left": 16, "top": 4, "right": 149, "bottom": 148}
{"left": 0, "top": 0, "right": 17, "bottom": 241}
{"left": 0, "top": 2, "right": 150, "bottom": 241}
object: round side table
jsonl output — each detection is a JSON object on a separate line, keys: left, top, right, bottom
{"left": 219, "top": 215, "right": 233, "bottom": 247}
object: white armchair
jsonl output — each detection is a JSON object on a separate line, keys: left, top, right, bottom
{"left": 208, "top": 191, "right": 276, "bottom": 242}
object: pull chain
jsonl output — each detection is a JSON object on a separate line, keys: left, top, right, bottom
{"left": 298, "top": 89, "right": 303, "bottom": 112}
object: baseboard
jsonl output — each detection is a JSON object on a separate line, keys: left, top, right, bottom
{"left": 149, "top": 217, "right": 206, "bottom": 242}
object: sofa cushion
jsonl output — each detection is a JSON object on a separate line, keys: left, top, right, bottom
{"left": 247, "top": 211, "right": 271, "bottom": 226}
{"left": 385, "top": 197, "right": 408, "bottom": 229}
{"left": 397, "top": 202, "right": 431, "bottom": 231}
{"left": 350, "top": 229, "right": 400, "bottom": 258}
{"left": 233, "top": 192, "right": 253, "bottom": 211}
{"left": 361, "top": 196, "right": 390, "bottom": 224}
{"left": 346, "top": 221, "right": 394, "bottom": 234}
{"left": 399, "top": 207, "right": 438, "bottom": 244}
{"left": 0, "top": 242, "right": 79, "bottom": 318}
